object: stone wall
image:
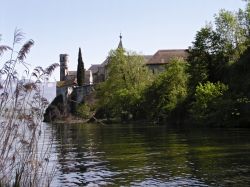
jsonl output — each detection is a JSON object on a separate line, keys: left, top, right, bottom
{"left": 147, "top": 64, "right": 166, "bottom": 74}
{"left": 73, "top": 85, "right": 94, "bottom": 104}
{"left": 56, "top": 86, "right": 73, "bottom": 105}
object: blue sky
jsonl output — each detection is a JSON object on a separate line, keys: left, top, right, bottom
{"left": 1, "top": 0, "right": 246, "bottom": 81}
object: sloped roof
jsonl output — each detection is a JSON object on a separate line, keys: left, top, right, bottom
{"left": 146, "top": 49, "right": 188, "bottom": 65}
{"left": 96, "top": 34, "right": 123, "bottom": 68}
{"left": 88, "top": 64, "right": 101, "bottom": 74}
{"left": 85, "top": 70, "right": 92, "bottom": 76}
{"left": 66, "top": 71, "right": 77, "bottom": 82}
{"left": 118, "top": 40, "right": 123, "bottom": 49}
{"left": 118, "top": 34, "right": 123, "bottom": 49}
{"left": 143, "top": 55, "right": 153, "bottom": 63}
{"left": 68, "top": 71, "right": 76, "bottom": 76}
{"left": 56, "top": 79, "right": 76, "bottom": 88}
{"left": 100, "top": 55, "right": 152, "bottom": 67}
{"left": 100, "top": 57, "right": 109, "bottom": 67}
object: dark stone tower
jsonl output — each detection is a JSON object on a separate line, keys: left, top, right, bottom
{"left": 60, "top": 54, "right": 69, "bottom": 81}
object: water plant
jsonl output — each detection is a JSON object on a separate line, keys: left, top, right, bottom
{"left": 0, "top": 29, "right": 58, "bottom": 186}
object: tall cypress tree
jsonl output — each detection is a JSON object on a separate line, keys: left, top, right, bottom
{"left": 77, "top": 47, "right": 85, "bottom": 86}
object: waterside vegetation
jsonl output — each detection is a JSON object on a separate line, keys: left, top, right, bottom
{"left": 94, "top": 2, "right": 250, "bottom": 127}
{"left": 0, "top": 30, "right": 58, "bottom": 186}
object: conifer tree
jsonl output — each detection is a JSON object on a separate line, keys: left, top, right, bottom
{"left": 77, "top": 47, "right": 85, "bottom": 86}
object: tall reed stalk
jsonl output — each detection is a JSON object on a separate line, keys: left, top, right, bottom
{"left": 0, "top": 29, "right": 58, "bottom": 186}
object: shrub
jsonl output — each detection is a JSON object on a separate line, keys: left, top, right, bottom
{"left": 191, "top": 81, "right": 229, "bottom": 124}
{"left": 76, "top": 103, "right": 91, "bottom": 119}
{"left": 143, "top": 58, "right": 189, "bottom": 122}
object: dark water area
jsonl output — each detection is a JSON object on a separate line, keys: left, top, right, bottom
{"left": 45, "top": 123, "right": 250, "bottom": 186}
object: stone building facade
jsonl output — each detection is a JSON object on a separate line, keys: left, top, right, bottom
{"left": 56, "top": 53, "right": 93, "bottom": 106}
{"left": 146, "top": 49, "right": 189, "bottom": 73}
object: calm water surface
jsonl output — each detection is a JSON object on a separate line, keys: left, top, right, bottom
{"left": 45, "top": 123, "right": 250, "bottom": 186}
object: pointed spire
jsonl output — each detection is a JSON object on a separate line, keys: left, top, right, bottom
{"left": 117, "top": 33, "right": 123, "bottom": 49}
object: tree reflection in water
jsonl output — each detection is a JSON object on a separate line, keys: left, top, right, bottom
{"left": 48, "top": 123, "right": 250, "bottom": 186}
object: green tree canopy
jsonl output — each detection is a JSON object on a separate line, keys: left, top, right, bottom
{"left": 190, "top": 81, "right": 229, "bottom": 125}
{"left": 143, "top": 58, "right": 189, "bottom": 122}
{"left": 188, "top": 2, "right": 250, "bottom": 89}
{"left": 97, "top": 48, "right": 153, "bottom": 120}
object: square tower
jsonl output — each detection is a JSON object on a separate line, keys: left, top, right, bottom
{"left": 60, "top": 54, "right": 69, "bottom": 81}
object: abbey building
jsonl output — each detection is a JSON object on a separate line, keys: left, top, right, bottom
{"left": 88, "top": 35, "right": 188, "bottom": 84}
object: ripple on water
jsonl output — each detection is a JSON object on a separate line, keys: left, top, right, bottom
{"left": 47, "top": 123, "right": 250, "bottom": 186}
{"left": 131, "top": 177, "right": 209, "bottom": 187}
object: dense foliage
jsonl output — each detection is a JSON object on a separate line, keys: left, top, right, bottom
{"left": 142, "top": 58, "right": 189, "bottom": 123}
{"left": 190, "top": 81, "right": 230, "bottom": 126}
{"left": 97, "top": 48, "right": 153, "bottom": 120}
{"left": 187, "top": 1, "right": 250, "bottom": 126}
{"left": 96, "top": 1, "right": 250, "bottom": 127}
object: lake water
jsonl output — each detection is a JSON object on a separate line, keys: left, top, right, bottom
{"left": 45, "top": 123, "right": 250, "bottom": 186}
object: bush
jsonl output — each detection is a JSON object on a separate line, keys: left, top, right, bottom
{"left": 191, "top": 81, "right": 229, "bottom": 125}
{"left": 76, "top": 103, "right": 91, "bottom": 119}
{"left": 143, "top": 58, "right": 189, "bottom": 122}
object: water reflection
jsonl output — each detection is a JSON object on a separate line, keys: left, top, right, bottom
{"left": 46, "top": 123, "right": 250, "bottom": 186}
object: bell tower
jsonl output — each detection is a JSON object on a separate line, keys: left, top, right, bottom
{"left": 117, "top": 33, "right": 123, "bottom": 49}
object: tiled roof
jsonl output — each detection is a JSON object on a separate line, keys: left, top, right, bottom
{"left": 100, "top": 55, "right": 153, "bottom": 67}
{"left": 85, "top": 70, "right": 92, "bottom": 76}
{"left": 56, "top": 79, "right": 76, "bottom": 88}
{"left": 68, "top": 71, "right": 76, "bottom": 76}
{"left": 100, "top": 58, "right": 109, "bottom": 67}
{"left": 146, "top": 49, "right": 188, "bottom": 65}
{"left": 143, "top": 55, "right": 153, "bottom": 63}
{"left": 88, "top": 64, "right": 101, "bottom": 74}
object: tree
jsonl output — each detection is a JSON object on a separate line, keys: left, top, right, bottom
{"left": 188, "top": 3, "right": 250, "bottom": 90}
{"left": 143, "top": 58, "right": 189, "bottom": 122}
{"left": 77, "top": 47, "right": 85, "bottom": 86}
{"left": 188, "top": 26, "right": 224, "bottom": 87}
{"left": 215, "top": 9, "right": 249, "bottom": 61}
{"left": 97, "top": 48, "right": 153, "bottom": 120}
{"left": 187, "top": 1, "right": 250, "bottom": 127}
{"left": 230, "top": 46, "right": 250, "bottom": 95}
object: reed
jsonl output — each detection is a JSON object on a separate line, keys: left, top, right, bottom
{"left": 0, "top": 29, "right": 58, "bottom": 186}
